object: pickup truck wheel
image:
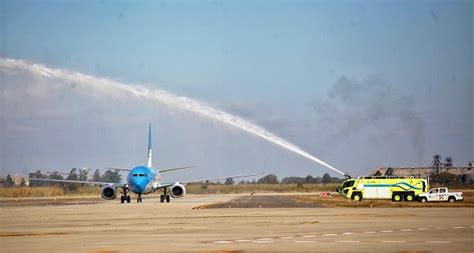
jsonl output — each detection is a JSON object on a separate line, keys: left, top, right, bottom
{"left": 420, "top": 197, "right": 427, "bottom": 203}
{"left": 448, "top": 197, "right": 455, "bottom": 203}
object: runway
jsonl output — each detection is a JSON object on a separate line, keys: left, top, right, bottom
{"left": 0, "top": 194, "right": 472, "bottom": 252}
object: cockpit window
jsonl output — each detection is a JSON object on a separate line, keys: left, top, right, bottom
{"left": 138, "top": 173, "right": 145, "bottom": 177}
{"left": 132, "top": 174, "right": 138, "bottom": 177}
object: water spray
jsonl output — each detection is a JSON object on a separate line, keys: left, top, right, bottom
{"left": 0, "top": 58, "right": 346, "bottom": 176}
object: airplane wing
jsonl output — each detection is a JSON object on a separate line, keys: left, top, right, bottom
{"left": 157, "top": 166, "right": 195, "bottom": 173}
{"left": 105, "top": 167, "right": 131, "bottom": 172}
{"left": 29, "top": 178, "right": 126, "bottom": 188}
{"left": 158, "top": 171, "right": 264, "bottom": 189}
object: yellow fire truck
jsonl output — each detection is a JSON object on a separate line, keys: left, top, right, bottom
{"left": 337, "top": 176, "right": 429, "bottom": 201}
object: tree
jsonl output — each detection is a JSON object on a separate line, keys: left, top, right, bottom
{"left": 257, "top": 174, "right": 279, "bottom": 184}
{"left": 6, "top": 174, "right": 14, "bottom": 188}
{"left": 385, "top": 167, "right": 394, "bottom": 176}
{"left": 78, "top": 168, "right": 89, "bottom": 181}
{"left": 224, "top": 177, "right": 235, "bottom": 185}
{"left": 29, "top": 170, "right": 47, "bottom": 187}
{"left": 92, "top": 169, "right": 102, "bottom": 182}
{"left": 305, "top": 175, "right": 315, "bottom": 184}
{"left": 373, "top": 170, "right": 382, "bottom": 176}
{"left": 322, "top": 173, "right": 331, "bottom": 184}
{"left": 102, "top": 170, "right": 122, "bottom": 183}
{"left": 20, "top": 178, "right": 27, "bottom": 187}
{"left": 65, "top": 168, "right": 79, "bottom": 191}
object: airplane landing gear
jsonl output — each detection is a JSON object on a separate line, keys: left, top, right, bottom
{"left": 160, "top": 188, "right": 171, "bottom": 203}
{"left": 137, "top": 194, "right": 143, "bottom": 203}
{"left": 121, "top": 189, "right": 131, "bottom": 204}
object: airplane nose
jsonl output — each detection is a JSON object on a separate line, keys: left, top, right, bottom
{"left": 131, "top": 180, "right": 147, "bottom": 193}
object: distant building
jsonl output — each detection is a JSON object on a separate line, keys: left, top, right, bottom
{"left": 369, "top": 167, "right": 473, "bottom": 177}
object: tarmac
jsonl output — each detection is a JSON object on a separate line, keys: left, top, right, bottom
{"left": 0, "top": 194, "right": 472, "bottom": 252}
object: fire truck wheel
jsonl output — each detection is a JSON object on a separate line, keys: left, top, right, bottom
{"left": 393, "top": 193, "right": 402, "bottom": 202}
{"left": 405, "top": 194, "right": 414, "bottom": 202}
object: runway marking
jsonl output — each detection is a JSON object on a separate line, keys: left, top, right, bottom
{"left": 380, "top": 230, "right": 393, "bottom": 233}
{"left": 426, "top": 241, "right": 451, "bottom": 244}
{"left": 213, "top": 241, "right": 233, "bottom": 244}
{"left": 452, "top": 226, "right": 463, "bottom": 229}
{"left": 336, "top": 240, "right": 360, "bottom": 243}
{"left": 257, "top": 237, "right": 274, "bottom": 240}
{"left": 235, "top": 239, "right": 251, "bottom": 243}
{"left": 280, "top": 236, "right": 294, "bottom": 239}
{"left": 364, "top": 231, "right": 376, "bottom": 234}
{"left": 302, "top": 235, "right": 316, "bottom": 238}
{"left": 322, "top": 233, "right": 337, "bottom": 236}
{"left": 342, "top": 232, "right": 354, "bottom": 235}
{"left": 294, "top": 240, "right": 317, "bottom": 243}
{"left": 380, "top": 240, "right": 405, "bottom": 243}
{"left": 400, "top": 229, "right": 412, "bottom": 232}
{"left": 470, "top": 225, "right": 474, "bottom": 228}
{"left": 435, "top": 227, "right": 446, "bottom": 230}
{"left": 418, "top": 228, "right": 428, "bottom": 230}
{"left": 254, "top": 240, "right": 274, "bottom": 243}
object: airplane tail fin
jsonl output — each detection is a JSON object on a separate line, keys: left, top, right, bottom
{"left": 147, "top": 123, "right": 153, "bottom": 167}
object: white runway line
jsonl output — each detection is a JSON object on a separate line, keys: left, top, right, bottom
{"left": 380, "top": 230, "right": 393, "bottom": 233}
{"left": 235, "top": 240, "right": 251, "bottom": 243}
{"left": 435, "top": 227, "right": 446, "bottom": 230}
{"left": 257, "top": 238, "right": 274, "bottom": 241}
{"left": 426, "top": 241, "right": 451, "bottom": 244}
{"left": 336, "top": 240, "right": 360, "bottom": 243}
{"left": 400, "top": 229, "right": 412, "bottom": 232}
{"left": 280, "top": 236, "right": 294, "bottom": 239}
{"left": 452, "top": 226, "right": 463, "bottom": 229}
{"left": 342, "top": 232, "right": 354, "bottom": 235}
{"left": 254, "top": 240, "right": 274, "bottom": 243}
{"left": 418, "top": 228, "right": 428, "bottom": 230}
{"left": 294, "top": 240, "right": 317, "bottom": 243}
{"left": 213, "top": 241, "right": 233, "bottom": 244}
{"left": 322, "top": 233, "right": 337, "bottom": 236}
{"left": 302, "top": 235, "right": 316, "bottom": 238}
{"left": 363, "top": 231, "right": 376, "bottom": 234}
{"left": 380, "top": 240, "right": 406, "bottom": 243}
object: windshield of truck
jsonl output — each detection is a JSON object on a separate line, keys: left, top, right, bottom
{"left": 429, "top": 189, "right": 438, "bottom": 194}
{"left": 342, "top": 180, "right": 355, "bottom": 189}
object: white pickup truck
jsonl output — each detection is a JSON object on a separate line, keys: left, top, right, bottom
{"left": 418, "top": 187, "right": 464, "bottom": 203}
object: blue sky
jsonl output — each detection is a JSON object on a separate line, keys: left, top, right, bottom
{"left": 1, "top": 1, "right": 472, "bottom": 179}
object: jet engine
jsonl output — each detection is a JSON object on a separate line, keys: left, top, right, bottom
{"left": 100, "top": 185, "right": 117, "bottom": 200}
{"left": 170, "top": 183, "right": 186, "bottom": 198}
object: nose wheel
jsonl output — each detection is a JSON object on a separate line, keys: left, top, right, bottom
{"left": 137, "top": 194, "right": 143, "bottom": 203}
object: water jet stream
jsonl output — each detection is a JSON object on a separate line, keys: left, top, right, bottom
{"left": 0, "top": 58, "right": 345, "bottom": 176}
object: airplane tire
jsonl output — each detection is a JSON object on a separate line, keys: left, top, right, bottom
{"left": 121, "top": 196, "right": 125, "bottom": 204}
{"left": 166, "top": 195, "right": 170, "bottom": 203}
{"left": 126, "top": 195, "right": 131, "bottom": 203}
{"left": 160, "top": 195, "right": 165, "bottom": 203}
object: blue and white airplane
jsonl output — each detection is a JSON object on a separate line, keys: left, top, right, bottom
{"left": 29, "top": 123, "right": 259, "bottom": 203}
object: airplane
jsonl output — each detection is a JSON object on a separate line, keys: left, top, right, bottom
{"left": 29, "top": 123, "right": 261, "bottom": 203}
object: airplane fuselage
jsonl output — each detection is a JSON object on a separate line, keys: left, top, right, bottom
{"left": 127, "top": 166, "right": 160, "bottom": 195}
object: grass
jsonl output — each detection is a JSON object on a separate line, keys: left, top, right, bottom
{"left": 0, "top": 184, "right": 339, "bottom": 198}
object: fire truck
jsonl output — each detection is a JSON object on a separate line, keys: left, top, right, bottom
{"left": 337, "top": 176, "right": 429, "bottom": 201}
